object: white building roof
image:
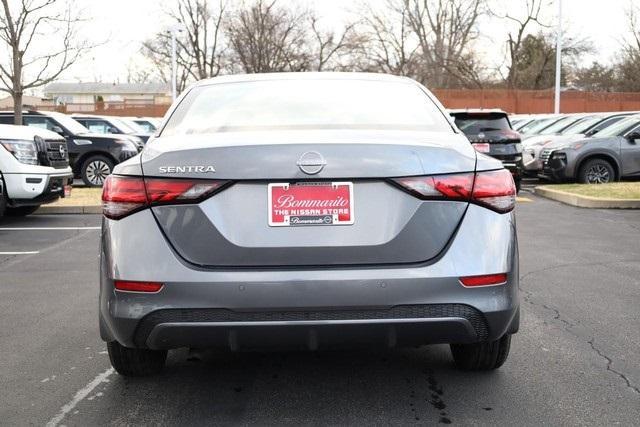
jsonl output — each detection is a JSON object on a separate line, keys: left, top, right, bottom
{"left": 44, "top": 82, "right": 171, "bottom": 96}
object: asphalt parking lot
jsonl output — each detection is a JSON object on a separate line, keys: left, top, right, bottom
{"left": 1, "top": 193, "right": 639, "bottom": 426}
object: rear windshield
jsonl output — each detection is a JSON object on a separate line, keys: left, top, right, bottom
{"left": 161, "top": 79, "right": 453, "bottom": 136}
{"left": 452, "top": 113, "right": 511, "bottom": 134}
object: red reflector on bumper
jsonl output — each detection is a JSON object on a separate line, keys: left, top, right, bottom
{"left": 459, "top": 273, "right": 508, "bottom": 287}
{"left": 114, "top": 280, "right": 163, "bottom": 293}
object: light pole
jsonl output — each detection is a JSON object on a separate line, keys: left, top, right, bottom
{"left": 554, "top": 0, "right": 562, "bottom": 114}
{"left": 167, "top": 25, "right": 184, "bottom": 101}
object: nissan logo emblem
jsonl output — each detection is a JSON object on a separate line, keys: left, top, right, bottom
{"left": 296, "top": 151, "right": 326, "bottom": 175}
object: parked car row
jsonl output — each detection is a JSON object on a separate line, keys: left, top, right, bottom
{"left": 510, "top": 111, "right": 640, "bottom": 183}
{"left": 0, "top": 111, "right": 160, "bottom": 187}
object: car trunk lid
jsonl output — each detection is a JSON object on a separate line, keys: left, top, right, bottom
{"left": 141, "top": 130, "right": 476, "bottom": 267}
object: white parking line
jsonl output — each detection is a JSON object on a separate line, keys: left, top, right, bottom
{"left": 45, "top": 367, "right": 114, "bottom": 427}
{"left": 0, "top": 227, "right": 100, "bottom": 231}
{"left": 0, "top": 251, "right": 40, "bottom": 255}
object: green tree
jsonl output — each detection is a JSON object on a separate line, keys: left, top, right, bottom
{"left": 572, "top": 62, "right": 617, "bottom": 92}
{"left": 509, "top": 32, "right": 590, "bottom": 90}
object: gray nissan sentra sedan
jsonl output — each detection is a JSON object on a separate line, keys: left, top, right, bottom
{"left": 100, "top": 72, "right": 519, "bottom": 376}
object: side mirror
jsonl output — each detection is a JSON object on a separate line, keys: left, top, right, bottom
{"left": 626, "top": 131, "right": 640, "bottom": 143}
{"left": 107, "top": 127, "right": 120, "bottom": 134}
{"left": 51, "top": 125, "right": 65, "bottom": 136}
{"left": 585, "top": 129, "right": 598, "bottom": 137}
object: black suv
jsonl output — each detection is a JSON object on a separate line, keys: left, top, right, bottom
{"left": 449, "top": 109, "right": 523, "bottom": 191}
{"left": 71, "top": 114, "right": 151, "bottom": 143}
{"left": 0, "top": 111, "right": 143, "bottom": 186}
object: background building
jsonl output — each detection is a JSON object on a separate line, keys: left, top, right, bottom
{"left": 0, "top": 95, "right": 53, "bottom": 110}
{"left": 44, "top": 82, "right": 171, "bottom": 106}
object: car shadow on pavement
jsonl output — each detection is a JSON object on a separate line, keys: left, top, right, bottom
{"left": 89, "top": 346, "right": 506, "bottom": 426}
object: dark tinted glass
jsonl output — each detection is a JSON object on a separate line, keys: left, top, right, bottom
{"left": 453, "top": 113, "right": 511, "bottom": 135}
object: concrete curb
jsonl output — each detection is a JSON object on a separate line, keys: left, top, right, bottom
{"left": 34, "top": 205, "right": 102, "bottom": 215}
{"left": 535, "top": 186, "right": 640, "bottom": 209}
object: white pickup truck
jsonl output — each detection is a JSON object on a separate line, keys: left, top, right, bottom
{"left": 0, "top": 124, "right": 73, "bottom": 217}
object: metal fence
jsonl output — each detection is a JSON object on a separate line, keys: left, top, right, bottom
{"left": 34, "top": 89, "right": 640, "bottom": 117}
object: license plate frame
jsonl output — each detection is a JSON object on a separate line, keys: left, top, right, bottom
{"left": 268, "top": 182, "right": 354, "bottom": 227}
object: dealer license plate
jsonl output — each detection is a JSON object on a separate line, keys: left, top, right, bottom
{"left": 268, "top": 182, "right": 354, "bottom": 227}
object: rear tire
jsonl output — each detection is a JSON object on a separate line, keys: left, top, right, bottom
{"left": 81, "top": 155, "right": 114, "bottom": 187}
{"left": 5, "top": 205, "right": 40, "bottom": 216}
{"left": 107, "top": 341, "right": 167, "bottom": 377}
{"left": 450, "top": 334, "right": 511, "bottom": 371}
{"left": 578, "top": 158, "right": 615, "bottom": 184}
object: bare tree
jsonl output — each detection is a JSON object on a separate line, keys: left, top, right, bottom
{"left": 625, "top": 3, "right": 640, "bottom": 53}
{"left": 404, "top": 0, "right": 485, "bottom": 88}
{"left": 125, "top": 61, "right": 153, "bottom": 84}
{"left": 309, "top": 16, "right": 357, "bottom": 71}
{"left": 354, "top": 1, "right": 420, "bottom": 76}
{"left": 492, "top": 0, "right": 550, "bottom": 88}
{"left": 0, "top": 0, "right": 89, "bottom": 124}
{"left": 142, "top": 0, "right": 226, "bottom": 91}
{"left": 615, "top": 3, "right": 640, "bottom": 91}
{"left": 142, "top": 35, "right": 191, "bottom": 92}
{"left": 225, "top": 0, "right": 311, "bottom": 73}
{"left": 352, "top": 0, "right": 485, "bottom": 87}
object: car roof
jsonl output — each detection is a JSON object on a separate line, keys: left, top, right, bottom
{"left": 71, "top": 114, "right": 117, "bottom": 120}
{"left": 0, "top": 110, "right": 47, "bottom": 115}
{"left": 448, "top": 109, "right": 508, "bottom": 115}
{"left": 0, "top": 110, "right": 61, "bottom": 119}
{"left": 193, "top": 72, "right": 415, "bottom": 87}
{"left": 70, "top": 114, "right": 100, "bottom": 118}
{"left": 0, "top": 123, "right": 63, "bottom": 140}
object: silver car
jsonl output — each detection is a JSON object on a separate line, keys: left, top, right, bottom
{"left": 522, "top": 113, "right": 634, "bottom": 174}
{"left": 540, "top": 114, "right": 640, "bottom": 183}
{"left": 99, "top": 73, "right": 519, "bottom": 376}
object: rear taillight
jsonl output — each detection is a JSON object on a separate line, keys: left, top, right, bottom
{"left": 392, "top": 173, "right": 474, "bottom": 201}
{"left": 471, "top": 169, "right": 516, "bottom": 213}
{"left": 392, "top": 169, "right": 516, "bottom": 213}
{"left": 102, "top": 175, "right": 229, "bottom": 220}
{"left": 498, "top": 129, "right": 521, "bottom": 140}
{"left": 459, "top": 273, "right": 508, "bottom": 287}
{"left": 114, "top": 280, "right": 163, "bottom": 292}
{"left": 102, "top": 176, "right": 147, "bottom": 219}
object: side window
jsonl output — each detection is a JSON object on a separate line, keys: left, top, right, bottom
{"left": 592, "top": 117, "right": 623, "bottom": 133}
{"left": 135, "top": 121, "right": 153, "bottom": 132}
{"left": 623, "top": 124, "right": 640, "bottom": 137}
{"left": 104, "top": 120, "right": 122, "bottom": 134}
{"left": 618, "top": 122, "right": 640, "bottom": 137}
{"left": 83, "top": 120, "right": 111, "bottom": 134}
{"left": 0, "top": 116, "right": 14, "bottom": 124}
{"left": 23, "top": 116, "right": 61, "bottom": 132}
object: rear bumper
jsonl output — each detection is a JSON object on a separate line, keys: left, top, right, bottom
{"left": 99, "top": 203, "right": 519, "bottom": 350}
{"left": 139, "top": 308, "right": 500, "bottom": 351}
